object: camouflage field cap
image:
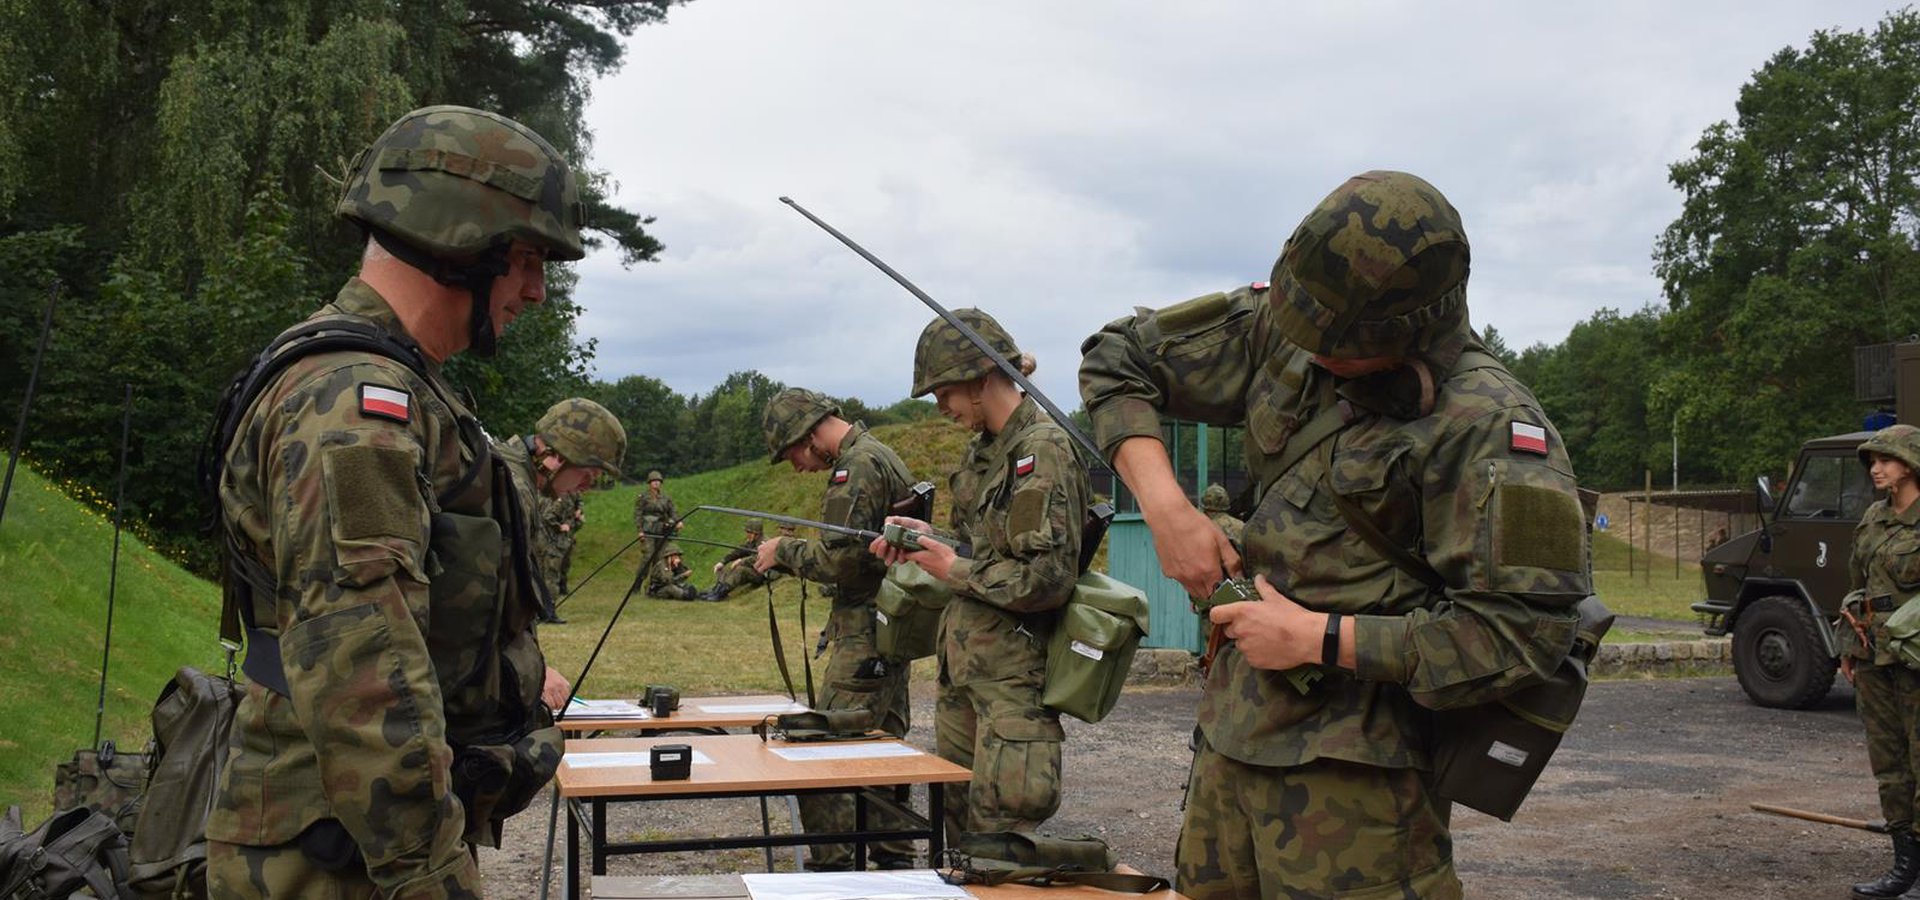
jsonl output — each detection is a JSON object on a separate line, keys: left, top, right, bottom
{"left": 646, "top": 470, "right": 664, "bottom": 483}
{"left": 912, "top": 308, "right": 1019, "bottom": 397}
{"left": 337, "top": 105, "right": 586, "bottom": 262}
{"left": 1201, "top": 483, "right": 1230, "bottom": 512}
{"left": 762, "top": 388, "right": 842, "bottom": 463}
{"left": 536, "top": 398, "right": 626, "bottom": 477}
{"left": 1270, "top": 170, "right": 1470, "bottom": 358}
{"left": 1859, "top": 424, "right": 1920, "bottom": 473}
{"left": 744, "top": 519, "right": 764, "bottom": 536}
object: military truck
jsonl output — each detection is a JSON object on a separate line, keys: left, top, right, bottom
{"left": 1692, "top": 342, "right": 1920, "bottom": 708}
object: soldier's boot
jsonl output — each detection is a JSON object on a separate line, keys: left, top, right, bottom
{"left": 1858, "top": 830, "right": 1920, "bottom": 899}
{"left": 703, "top": 583, "right": 734, "bottom": 602}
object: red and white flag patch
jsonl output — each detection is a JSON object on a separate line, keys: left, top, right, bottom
{"left": 830, "top": 468, "right": 850, "bottom": 485}
{"left": 1014, "top": 454, "right": 1036, "bottom": 476}
{"left": 1510, "top": 421, "right": 1548, "bottom": 455}
{"left": 359, "top": 384, "right": 411, "bottom": 423}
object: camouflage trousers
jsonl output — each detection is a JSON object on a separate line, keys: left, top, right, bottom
{"left": 647, "top": 577, "right": 700, "bottom": 600}
{"left": 207, "top": 836, "right": 480, "bottom": 900}
{"left": 934, "top": 662, "right": 1063, "bottom": 842}
{"left": 1177, "top": 734, "right": 1460, "bottom": 900}
{"left": 1856, "top": 660, "right": 1920, "bottom": 829}
{"left": 716, "top": 558, "right": 778, "bottom": 593}
{"left": 800, "top": 626, "right": 915, "bottom": 870}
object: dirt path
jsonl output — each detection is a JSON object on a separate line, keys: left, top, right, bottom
{"left": 483, "top": 676, "right": 1878, "bottom": 898}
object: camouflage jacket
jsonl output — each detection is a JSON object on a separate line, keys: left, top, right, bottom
{"left": 543, "top": 491, "right": 582, "bottom": 540}
{"left": 634, "top": 488, "right": 676, "bottom": 536}
{"left": 721, "top": 535, "right": 761, "bottom": 566}
{"left": 1208, "top": 510, "right": 1246, "bottom": 548}
{"left": 773, "top": 423, "right": 915, "bottom": 634}
{"left": 1848, "top": 498, "right": 1920, "bottom": 664}
{"left": 649, "top": 557, "right": 696, "bottom": 593}
{"left": 1079, "top": 284, "right": 1588, "bottom": 769}
{"left": 496, "top": 435, "right": 557, "bottom": 609}
{"left": 211, "top": 279, "right": 553, "bottom": 894}
{"left": 939, "top": 397, "right": 1089, "bottom": 687}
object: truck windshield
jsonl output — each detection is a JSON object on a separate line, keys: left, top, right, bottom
{"left": 1783, "top": 454, "right": 1876, "bottom": 520}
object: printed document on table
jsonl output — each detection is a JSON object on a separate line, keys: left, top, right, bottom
{"left": 769, "top": 743, "right": 922, "bottom": 762}
{"left": 564, "top": 750, "right": 715, "bottom": 768}
{"left": 565, "top": 698, "right": 652, "bottom": 719}
{"left": 694, "top": 700, "right": 810, "bottom": 715}
{"left": 740, "top": 870, "right": 966, "bottom": 899}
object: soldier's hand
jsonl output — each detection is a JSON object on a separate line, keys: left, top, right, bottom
{"left": 754, "top": 536, "right": 784, "bottom": 573}
{"left": 712, "top": 562, "right": 723, "bottom": 574}
{"left": 542, "top": 666, "right": 571, "bottom": 710}
{"left": 1842, "top": 654, "right": 1856, "bottom": 685}
{"left": 1211, "top": 575, "right": 1324, "bottom": 671}
{"left": 1147, "top": 502, "right": 1242, "bottom": 598}
{"left": 869, "top": 516, "right": 933, "bottom": 567}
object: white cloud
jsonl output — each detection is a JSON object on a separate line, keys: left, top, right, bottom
{"left": 570, "top": 0, "right": 1906, "bottom": 407}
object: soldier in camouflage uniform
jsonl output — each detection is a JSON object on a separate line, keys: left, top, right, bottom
{"left": 758, "top": 387, "right": 918, "bottom": 868}
{"left": 542, "top": 493, "right": 583, "bottom": 596}
{"left": 206, "top": 106, "right": 587, "bottom": 899}
{"left": 1080, "top": 171, "right": 1590, "bottom": 899}
{"left": 634, "top": 470, "right": 679, "bottom": 587}
{"left": 499, "top": 398, "right": 626, "bottom": 623}
{"left": 1844, "top": 424, "right": 1920, "bottom": 900}
{"left": 701, "top": 519, "right": 779, "bottom": 601}
{"left": 1199, "top": 483, "right": 1244, "bottom": 550}
{"left": 646, "top": 543, "right": 702, "bottom": 600}
{"left": 871, "top": 310, "right": 1088, "bottom": 842}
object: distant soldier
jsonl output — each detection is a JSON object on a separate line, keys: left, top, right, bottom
{"left": 633, "top": 469, "right": 678, "bottom": 585}
{"left": 759, "top": 387, "right": 917, "bottom": 869}
{"left": 702, "top": 518, "right": 777, "bottom": 601}
{"left": 1200, "top": 483, "right": 1244, "bottom": 550}
{"left": 542, "top": 492, "right": 583, "bottom": 595}
{"left": 646, "top": 542, "right": 702, "bottom": 601}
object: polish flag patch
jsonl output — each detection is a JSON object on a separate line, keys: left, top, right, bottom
{"left": 359, "top": 384, "right": 411, "bottom": 424}
{"left": 1014, "top": 454, "right": 1036, "bottom": 476}
{"left": 830, "top": 468, "right": 850, "bottom": 485}
{"left": 1251, "top": 281, "right": 1270, "bottom": 291}
{"left": 1510, "top": 421, "right": 1548, "bottom": 455}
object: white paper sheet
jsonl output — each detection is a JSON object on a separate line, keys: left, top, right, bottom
{"left": 693, "top": 701, "right": 810, "bottom": 715}
{"left": 739, "top": 870, "right": 966, "bottom": 900}
{"left": 563, "top": 749, "right": 715, "bottom": 768}
{"left": 565, "top": 698, "right": 653, "bottom": 719}
{"left": 769, "top": 743, "right": 922, "bottom": 762}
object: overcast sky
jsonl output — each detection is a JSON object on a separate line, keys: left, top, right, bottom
{"left": 570, "top": 0, "right": 1906, "bottom": 409}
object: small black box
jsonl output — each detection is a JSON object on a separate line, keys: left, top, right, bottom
{"left": 650, "top": 743, "right": 692, "bottom": 781}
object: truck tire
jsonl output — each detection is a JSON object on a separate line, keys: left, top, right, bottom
{"left": 1731, "top": 594, "right": 1836, "bottom": 709}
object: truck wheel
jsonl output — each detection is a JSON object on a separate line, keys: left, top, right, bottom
{"left": 1731, "top": 594, "right": 1836, "bottom": 709}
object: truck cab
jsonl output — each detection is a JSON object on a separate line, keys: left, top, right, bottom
{"left": 1693, "top": 433, "right": 1877, "bottom": 707}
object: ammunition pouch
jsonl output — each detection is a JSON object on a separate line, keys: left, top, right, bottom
{"left": 450, "top": 718, "right": 563, "bottom": 846}
{"left": 874, "top": 563, "right": 952, "bottom": 662}
{"left": 773, "top": 709, "right": 877, "bottom": 742}
{"left": 1041, "top": 572, "right": 1150, "bottom": 724}
{"left": 940, "top": 830, "right": 1169, "bottom": 893}
{"left": 1430, "top": 594, "right": 1614, "bottom": 821}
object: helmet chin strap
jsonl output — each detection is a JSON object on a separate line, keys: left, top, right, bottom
{"left": 370, "top": 229, "right": 512, "bottom": 357}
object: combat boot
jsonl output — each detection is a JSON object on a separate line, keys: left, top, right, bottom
{"left": 705, "top": 583, "right": 734, "bottom": 602}
{"left": 1857, "top": 829, "right": 1920, "bottom": 899}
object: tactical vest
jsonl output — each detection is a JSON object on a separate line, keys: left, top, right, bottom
{"left": 202, "top": 314, "right": 558, "bottom": 842}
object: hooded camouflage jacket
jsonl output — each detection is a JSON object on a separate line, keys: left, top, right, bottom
{"left": 211, "top": 279, "right": 555, "bottom": 896}
{"left": 939, "top": 397, "right": 1089, "bottom": 687}
{"left": 772, "top": 423, "right": 913, "bottom": 624}
{"left": 1079, "top": 284, "right": 1588, "bottom": 769}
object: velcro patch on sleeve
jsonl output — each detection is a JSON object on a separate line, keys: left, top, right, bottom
{"left": 1499, "top": 484, "right": 1583, "bottom": 572}
{"left": 326, "top": 444, "right": 420, "bottom": 541}
{"left": 359, "top": 384, "right": 411, "bottom": 424}
{"left": 1007, "top": 482, "right": 1052, "bottom": 543}
{"left": 1510, "top": 421, "right": 1548, "bottom": 456}
{"left": 823, "top": 494, "right": 854, "bottom": 529}
{"left": 1154, "top": 290, "right": 1231, "bottom": 336}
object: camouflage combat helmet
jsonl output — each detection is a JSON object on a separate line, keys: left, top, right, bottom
{"left": 1859, "top": 424, "right": 1920, "bottom": 473}
{"left": 1201, "top": 484, "right": 1230, "bottom": 513}
{"left": 661, "top": 541, "right": 683, "bottom": 559}
{"left": 536, "top": 398, "right": 626, "bottom": 477}
{"left": 912, "top": 309, "right": 1019, "bottom": 397}
{"left": 337, "top": 105, "right": 586, "bottom": 262}
{"left": 646, "top": 470, "right": 664, "bottom": 483}
{"left": 744, "top": 519, "right": 764, "bottom": 536}
{"left": 762, "top": 388, "right": 843, "bottom": 463}
{"left": 1269, "top": 170, "right": 1470, "bottom": 359}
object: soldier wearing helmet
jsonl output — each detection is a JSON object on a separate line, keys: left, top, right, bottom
{"left": 1845, "top": 424, "right": 1920, "bottom": 900}
{"left": 633, "top": 468, "right": 681, "bottom": 589}
{"left": 206, "top": 106, "right": 588, "bottom": 897}
{"left": 1199, "top": 483, "right": 1243, "bottom": 550}
{"left": 871, "top": 310, "right": 1089, "bottom": 843}
{"left": 704, "top": 518, "right": 783, "bottom": 601}
{"left": 1080, "top": 171, "right": 1590, "bottom": 898}
{"left": 757, "top": 387, "right": 917, "bottom": 869}
{"left": 646, "top": 542, "right": 702, "bottom": 601}
{"left": 501, "top": 398, "right": 626, "bottom": 623}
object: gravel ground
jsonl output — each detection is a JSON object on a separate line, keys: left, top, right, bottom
{"left": 483, "top": 675, "right": 1882, "bottom": 899}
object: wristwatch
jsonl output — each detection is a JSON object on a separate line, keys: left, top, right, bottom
{"left": 1322, "top": 612, "right": 1343, "bottom": 667}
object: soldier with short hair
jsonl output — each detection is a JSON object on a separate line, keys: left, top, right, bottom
{"left": 1080, "top": 171, "right": 1590, "bottom": 899}
{"left": 758, "top": 387, "right": 917, "bottom": 868}
{"left": 206, "top": 105, "right": 588, "bottom": 899}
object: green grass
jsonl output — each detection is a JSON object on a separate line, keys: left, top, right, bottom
{"left": 1591, "top": 529, "right": 1707, "bottom": 621}
{"left": 0, "top": 464, "right": 225, "bottom": 824}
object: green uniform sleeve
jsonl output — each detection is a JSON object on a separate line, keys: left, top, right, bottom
{"left": 1349, "top": 407, "right": 1589, "bottom": 710}
{"left": 775, "top": 452, "right": 892, "bottom": 588}
{"left": 264, "top": 361, "right": 477, "bottom": 894}
{"left": 946, "top": 430, "right": 1088, "bottom": 614}
{"left": 1078, "top": 287, "right": 1267, "bottom": 459}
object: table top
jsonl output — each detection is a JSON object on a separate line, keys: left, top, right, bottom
{"left": 559, "top": 694, "right": 812, "bottom": 734}
{"left": 590, "top": 869, "right": 1190, "bottom": 899}
{"left": 558, "top": 733, "right": 972, "bottom": 799}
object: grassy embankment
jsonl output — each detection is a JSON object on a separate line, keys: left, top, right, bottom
{"left": 1591, "top": 526, "right": 1707, "bottom": 642}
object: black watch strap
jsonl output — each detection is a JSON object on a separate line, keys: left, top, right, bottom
{"left": 1322, "top": 612, "right": 1343, "bottom": 667}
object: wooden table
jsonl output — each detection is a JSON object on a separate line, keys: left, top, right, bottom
{"left": 559, "top": 694, "right": 812, "bottom": 736}
{"left": 558, "top": 733, "right": 973, "bottom": 899}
